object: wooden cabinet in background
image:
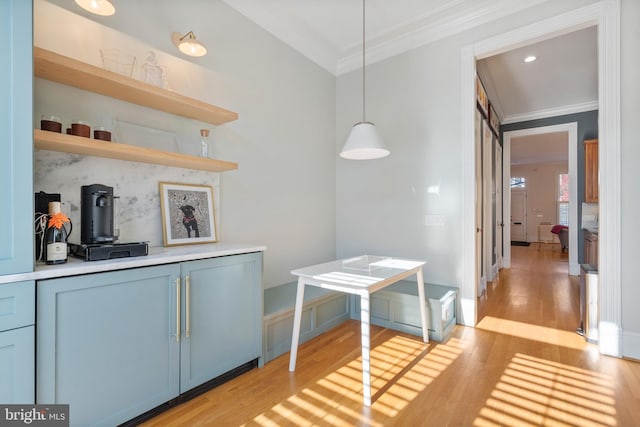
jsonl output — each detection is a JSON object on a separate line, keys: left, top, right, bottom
{"left": 584, "top": 230, "right": 599, "bottom": 266}
{"left": 584, "top": 139, "right": 599, "bottom": 203}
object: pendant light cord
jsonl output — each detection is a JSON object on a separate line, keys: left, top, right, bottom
{"left": 362, "top": 0, "right": 366, "bottom": 123}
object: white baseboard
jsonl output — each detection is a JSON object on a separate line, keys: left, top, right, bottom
{"left": 459, "top": 297, "right": 476, "bottom": 326}
{"left": 569, "top": 262, "right": 580, "bottom": 276}
{"left": 599, "top": 321, "right": 622, "bottom": 357}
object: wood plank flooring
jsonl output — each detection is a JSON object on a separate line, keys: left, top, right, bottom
{"left": 143, "top": 244, "right": 640, "bottom": 426}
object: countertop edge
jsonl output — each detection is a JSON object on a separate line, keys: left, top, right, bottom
{"left": 0, "top": 243, "right": 266, "bottom": 284}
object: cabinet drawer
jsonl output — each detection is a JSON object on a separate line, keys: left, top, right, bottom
{"left": 0, "top": 281, "right": 35, "bottom": 332}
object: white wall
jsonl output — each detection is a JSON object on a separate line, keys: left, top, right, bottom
{"left": 620, "top": 0, "right": 640, "bottom": 358}
{"left": 34, "top": 0, "right": 337, "bottom": 289}
{"left": 511, "top": 162, "right": 568, "bottom": 242}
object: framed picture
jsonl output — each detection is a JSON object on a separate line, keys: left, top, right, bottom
{"left": 159, "top": 182, "right": 217, "bottom": 246}
{"left": 489, "top": 103, "right": 500, "bottom": 135}
{"left": 476, "top": 75, "right": 488, "bottom": 116}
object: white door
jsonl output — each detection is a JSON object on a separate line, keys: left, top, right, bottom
{"left": 511, "top": 188, "right": 527, "bottom": 242}
{"left": 475, "top": 110, "right": 485, "bottom": 296}
{"left": 495, "top": 142, "right": 503, "bottom": 270}
{"left": 483, "top": 121, "right": 493, "bottom": 282}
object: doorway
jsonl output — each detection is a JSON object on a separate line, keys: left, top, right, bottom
{"left": 460, "top": 2, "right": 621, "bottom": 359}
{"left": 503, "top": 123, "right": 578, "bottom": 274}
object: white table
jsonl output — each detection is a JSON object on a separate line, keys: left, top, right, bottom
{"left": 288, "top": 255, "right": 429, "bottom": 406}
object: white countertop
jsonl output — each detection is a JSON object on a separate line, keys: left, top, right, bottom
{"left": 0, "top": 243, "right": 266, "bottom": 284}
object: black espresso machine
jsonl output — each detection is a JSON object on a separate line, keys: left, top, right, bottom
{"left": 70, "top": 184, "right": 148, "bottom": 261}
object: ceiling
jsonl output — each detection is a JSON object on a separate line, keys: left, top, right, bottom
{"left": 46, "top": 0, "right": 598, "bottom": 165}
{"left": 510, "top": 132, "right": 568, "bottom": 166}
{"left": 220, "top": 0, "right": 552, "bottom": 75}
{"left": 477, "top": 26, "right": 598, "bottom": 125}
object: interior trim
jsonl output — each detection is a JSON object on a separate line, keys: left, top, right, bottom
{"left": 460, "top": 0, "right": 621, "bottom": 358}
{"left": 502, "top": 123, "right": 579, "bottom": 276}
{"left": 501, "top": 101, "right": 599, "bottom": 125}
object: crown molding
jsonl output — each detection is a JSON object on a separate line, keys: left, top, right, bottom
{"left": 337, "top": 0, "right": 549, "bottom": 75}
{"left": 224, "top": 0, "right": 550, "bottom": 76}
{"left": 501, "top": 100, "right": 598, "bottom": 124}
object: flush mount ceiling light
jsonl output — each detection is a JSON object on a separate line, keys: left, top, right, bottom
{"left": 524, "top": 55, "right": 537, "bottom": 63}
{"left": 171, "top": 31, "right": 207, "bottom": 57}
{"left": 340, "top": 0, "right": 389, "bottom": 160}
{"left": 74, "top": 0, "right": 115, "bottom": 16}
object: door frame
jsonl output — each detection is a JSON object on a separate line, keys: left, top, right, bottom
{"left": 482, "top": 119, "right": 493, "bottom": 284}
{"left": 503, "top": 123, "right": 578, "bottom": 275}
{"left": 494, "top": 141, "right": 503, "bottom": 276}
{"left": 460, "top": 1, "right": 621, "bottom": 358}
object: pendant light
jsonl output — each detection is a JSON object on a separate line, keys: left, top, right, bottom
{"left": 74, "top": 0, "right": 115, "bottom": 16}
{"left": 340, "top": 0, "right": 389, "bottom": 160}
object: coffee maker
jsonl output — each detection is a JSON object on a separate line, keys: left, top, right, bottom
{"left": 69, "top": 184, "right": 148, "bottom": 261}
{"left": 81, "top": 184, "right": 115, "bottom": 244}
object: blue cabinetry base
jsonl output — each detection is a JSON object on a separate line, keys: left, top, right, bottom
{"left": 263, "top": 282, "right": 350, "bottom": 363}
{"left": 351, "top": 280, "right": 458, "bottom": 342}
{"left": 262, "top": 280, "right": 458, "bottom": 365}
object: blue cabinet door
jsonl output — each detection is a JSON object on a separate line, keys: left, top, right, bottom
{"left": 37, "top": 264, "right": 181, "bottom": 427}
{"left": 180, "top": 252, "right": 263, "bottom": 391}
{"left": 0, "top": 0, "right": 34, "bottom": 275}
{"left": 0, "top": 326, "right": 34, "bottom": 403}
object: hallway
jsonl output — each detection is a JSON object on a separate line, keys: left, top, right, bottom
{"left": 478, "top": 243, "right": 580, "bottom": 332}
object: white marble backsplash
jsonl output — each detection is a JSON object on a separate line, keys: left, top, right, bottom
{"left": 34, "top": 150, "right": 221, "bottom": 247}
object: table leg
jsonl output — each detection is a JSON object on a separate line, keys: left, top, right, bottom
{"left": 288, "top": 278, "right": 306, "bottom": 372}
{"left": 416, "top": 268, "right": 429, "bottom": 343}
{"left": 361, "top": 293, "right": 372, "bottom": 406}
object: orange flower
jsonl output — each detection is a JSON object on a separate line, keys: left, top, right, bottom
{"left": 48, "top": 212, "right": 70, "bottom": 230}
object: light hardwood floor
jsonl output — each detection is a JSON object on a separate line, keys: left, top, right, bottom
{"left": 143, "top": 244, "right": 640, "bottom": 426}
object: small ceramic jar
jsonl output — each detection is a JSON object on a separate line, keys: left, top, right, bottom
{"left": 93, "top": 126, "right": 112, "bottom": 141}
{"left": 71, "top": 120, "right": 91, "bottom": 138}
{"left": 41, "top": 115, "right": 62, "bottom": 133}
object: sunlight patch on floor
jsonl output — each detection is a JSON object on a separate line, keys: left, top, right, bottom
{"left": 250, "top": 334, "right": 467, "bottom": 426}
{"left": 476, "top": 316, "right": 589, "bottom": 350}
{"left": 474, "top": 353, "right": 617, "bottom": 427}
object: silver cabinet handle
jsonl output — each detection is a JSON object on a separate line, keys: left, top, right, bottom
{"left": 175, "top": 277, "right": 181, "bottom": 343}
{"left": 185, "top": 274, "right": 191, "bottom": 338}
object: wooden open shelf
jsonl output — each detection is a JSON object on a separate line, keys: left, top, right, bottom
{"left": 34, "top": 47, "right": 238, "bottom": 126}
{"left": 34, "top": 129, "right": 238, "bottom": 172}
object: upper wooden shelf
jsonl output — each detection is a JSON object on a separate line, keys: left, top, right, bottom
{"left": 34, "top": 47, "right": 238, "bottom": 126}
{"left": 34, "top": 129, "right": 238, "bottom": 173}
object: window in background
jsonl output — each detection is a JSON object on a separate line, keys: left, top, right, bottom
{"left": 558, "top": 173, "right": 569, "bottom": 225}
{"left": 511, "top": 177, "right": 526, "bottom": 188}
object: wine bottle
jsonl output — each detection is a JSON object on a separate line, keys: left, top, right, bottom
{"left": 45, "top": 201, "right": 69, "bottom": 265}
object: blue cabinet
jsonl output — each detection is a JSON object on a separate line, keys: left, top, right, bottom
{"left": 37, "top": 265, "right": 180, "bottom": 427}
{"left": 37, "top": 253, "right": 263, "bottom": 426}
{"left": 0, "top": 0, "right": 34, "bottom": 275}
{"left": 0, "top": 281, "right": 35, "bottom": 403}
{"left": 180, "top": 253, "right": 263, "bottom": 390}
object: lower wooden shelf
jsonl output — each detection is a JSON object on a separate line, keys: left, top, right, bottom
{"left": 34, "top": 129, "right": 238, "bottom": 172}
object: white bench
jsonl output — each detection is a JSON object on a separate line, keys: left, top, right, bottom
{"left": 350, "top": 280, "right": 457, "bottom": 342}
{"left": 263, "top": 280, "right": 457, "bottom": 364}
{"left": 263, "top": 282, "right": 350, "bottom": 363}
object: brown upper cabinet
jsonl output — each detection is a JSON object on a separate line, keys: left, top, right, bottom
{"left": 584, "top": 139, "right": 598, "bottom": 203}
